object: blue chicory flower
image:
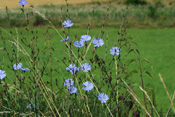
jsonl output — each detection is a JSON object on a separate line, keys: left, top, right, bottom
{"left": 0, "top": 70, "right": 6, "bottom": 80}
{"left": 92, "top": 38, "right": 104, "bottom": 47}
{"left": 82, "top": 81, "right": 94, "bottom": 92}
{"left": 110, "top": 47, "right": 120, "bottom": 56}
{"left": 98, "top": 93, "right": 109, "bottom": 103}
{"left": 62, "top": 19, "right": 73, "bottom": 28}
{"left": 69, "top": 86, "right": 77, "bottom": 94}
{"left": 80, "top": 35, "right": 91, "bottom": 42}
{"left": 26, "top": 104, "right": 35, "bottom": 109}
{"left": 81, "top": 63, "right": 91, "bottom": 72}
{"left": 13, "top": 63, "right": 29, "bottom": 71}
{"left": 66, "top": 64, "right": 79, "bottom": 74}
{"left": 13, "top": 63, "right": 22, "bottom": 70}
{"left": 74, "top": 41, "right": 84, "bottom": 47}
{"left": 64, "top": 79, "right": 74, "bottom": 88}
{"left": 19, "top": 0, "right": 28, "bottom": 6}
{"left": 61, "top": 36, "right": 69, "bottom": 42}
{"left": 20, "top": 68, "right": 30, "bottom": 71}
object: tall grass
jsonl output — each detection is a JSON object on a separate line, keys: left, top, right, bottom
{"left": 0, "top": 0, "right": 175, "bottom": 116}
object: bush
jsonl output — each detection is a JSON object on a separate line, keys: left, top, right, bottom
{"left": 125, "top": 0, "right": 147, "bottom": 5}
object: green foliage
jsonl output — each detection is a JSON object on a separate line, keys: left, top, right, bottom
{"left": 125, "top": 0, "right": 147, "bottom": 5}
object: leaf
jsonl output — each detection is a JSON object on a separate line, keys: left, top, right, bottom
{"left": 145, "top": 70, "right": 153, "bottom": 78}
{"left": 121, "top": 42, "right": 129, "bottom": 48}
{"left": 142, "top": 58, "right": 153, "bottom": 70}
{"left": 125, "top": 70, "right": 138, "bottom": 78}
{"left": 127, "top": 36, "right": 133, "bottom": 40}
{"left": 135, "top": 49, "right": 140, "bottom": 55}
{"left": 131, "top": 41, "right": 138, "bottom": 47}
{"left": 126, "top": 59, "right": 136, "bottom": 67}
{"left": 128, "top": 49, "right": 134, "bottom": 55}
{"left": 51, "top": 47, "right": 55, "bottom": 51}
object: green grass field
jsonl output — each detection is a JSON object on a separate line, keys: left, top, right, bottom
{"left": 0, "top": 27, "right": 175, "bottom": 115}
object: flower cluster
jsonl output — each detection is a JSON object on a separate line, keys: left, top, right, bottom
{"left": 66, "top": 63, "right": 91, "bottom": 74}
{"left": 66, "top": 64, "right": 79, "bottom": 74}
{"left": 73, "top": 34, "right": 92, "bottom": 48}
{"left": 64, "top": 79, "right": 77, "bottom": 94}
{"left": 13, "top": 63, "right": 29, "bottom": 72}
{"left": 64, "top": 61, "right": 107, "bottom": 102}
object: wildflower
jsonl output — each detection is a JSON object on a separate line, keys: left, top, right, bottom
{"left": 20, "top": 68, "right": 30, "bottom": 71}
{"left": 13, "top": 63, "right": 22, "bottom": 70}
{"left": 74, "top": 41, "right": 84, "bottom": 47}
{"left": 26, "top": 104, "right": 35, "bottom": 109}
{"left": 64, "top": 79, "right": 74, "bottom": 88}
{"left": 98, "top": 93, "right": 109, "bottom": 103}
{"left": 66, "top": 64, "right": 79, "bottom": 74}
{"left": 81, "top": 63, "right": 91, "bottom": 72}
{"left": 13, "top": 63, "right": 29, "bottom": 71}
{"left": 82, "top": 81, "right": 94, "bottom": 92}
{"left": 61, "top": 36, "right": 69, "bottom": 42}
{"left": 19, "top": 0, "right": 28, "bottom": 6}
{"left": 62, "top": 19, "right": 73, "bottom": 28}
{"left": 0, "top": 70, "right": 6, "bottom": 80}
{"left": 92, "top": 38, "right": 104, "bottom": 47}
{"left": 80, "top": 35, "right": 91, "bottom": 42}
{"left": 110, "top": 47, "right": 120, "bottom": 56}
{"left": 69, "top": 86, "right": 77, "bottom": 94}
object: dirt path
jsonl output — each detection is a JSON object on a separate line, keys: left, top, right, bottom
{"left": 0, "top": 0, "right": 108, "bottom": 9}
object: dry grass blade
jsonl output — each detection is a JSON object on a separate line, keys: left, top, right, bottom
{"left": 83, "top": 37, "right": 94, "bottom": 60}
{"left": 159, "top": 73, "right": 175, "bottom": 111}
{"left": 139, "top": 86, "right": 160, "bottom": 117}
{"left": 159, "top": 73, "right": 171, "bottom": 101}
{"left": 166, "top": 91, "right": 175, "bottom": 117}
{"left": 30, "top": 7, "right": 64, "bottom": 39}
{"left": 121, "top": 78, "right": 151, "bottom": 117}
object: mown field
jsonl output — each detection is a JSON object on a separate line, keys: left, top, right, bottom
{"left": 0, "top": 27, "right": 175, "bottom": 115}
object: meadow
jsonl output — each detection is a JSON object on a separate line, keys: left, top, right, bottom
{"left": 1, "top": 27, "right": 175, "bottom": 115}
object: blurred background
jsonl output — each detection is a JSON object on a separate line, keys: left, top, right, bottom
{"left": 0, "top": 0, "right": 174, "bottom": 28}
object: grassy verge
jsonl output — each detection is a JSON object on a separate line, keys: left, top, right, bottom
{"left": 1, "top": 27, "right": 175, "bottom": 115}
